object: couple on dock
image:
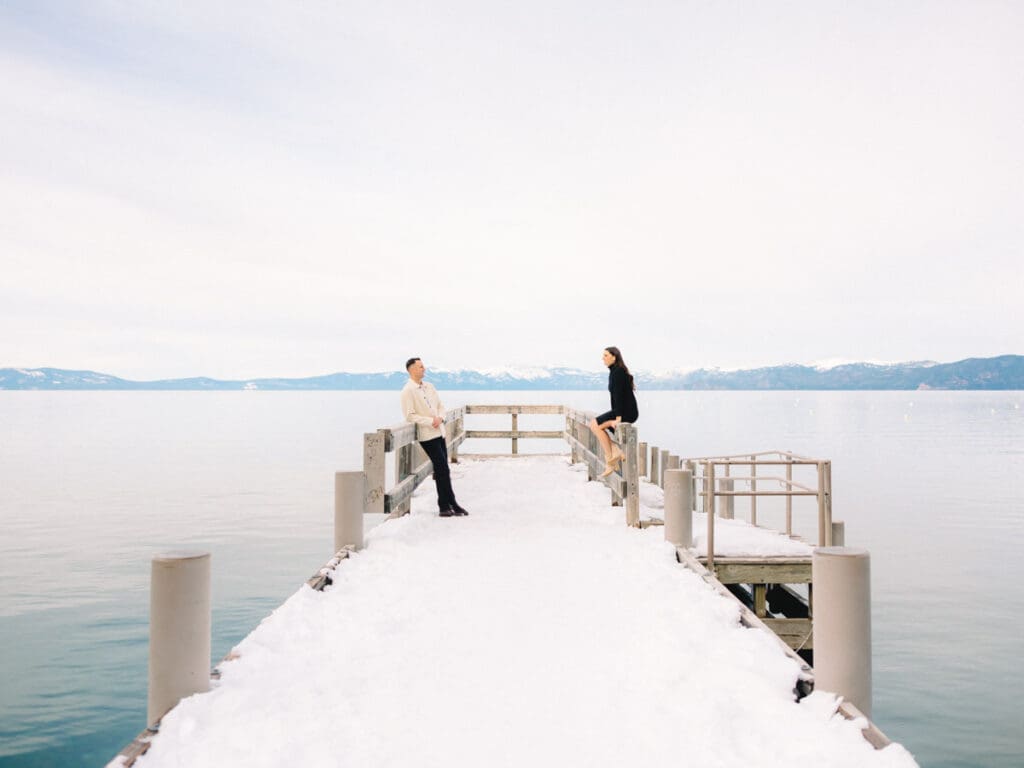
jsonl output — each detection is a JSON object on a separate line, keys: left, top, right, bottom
{"left": 400, "top": 347, "right": 639, "bottom": 517}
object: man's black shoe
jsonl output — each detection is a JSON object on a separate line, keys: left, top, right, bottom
{"left": 439, "top": 508, "right": 456, "bottom": 517}
{"left": 451, "top": 504, "right": 469, "bottom": 516}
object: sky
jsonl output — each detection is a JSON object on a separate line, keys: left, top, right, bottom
{"left": 1, "top": 1, "right": 1021, "bottom": 380}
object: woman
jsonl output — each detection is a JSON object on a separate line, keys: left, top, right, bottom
{"left": 589, "top": 346, "right": 639, "bottom": 477}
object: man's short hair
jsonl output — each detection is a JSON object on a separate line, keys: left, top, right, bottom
{"left": 405, "top": 357, "right": 421, "bottom": 371}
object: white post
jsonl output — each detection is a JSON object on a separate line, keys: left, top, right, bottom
{"left": 831, "top": 520, "right": 846, "bottom": 547}
{"left": 659, "top": 449, "right": 670, "bottom": 487}
{"left": 812, "top": 547, "right": 873, "bottom": 717}
{"left": 148, "top": 552, "right": 211, "bottom": 725}
{"left": 664, "top": 469, "right": 693, "bottom": 547}
{"left": 718, "top": 477, "right": 735, "bottom": 519}
{"left": 335, "top": 471, "right": 366, "bottom": 551}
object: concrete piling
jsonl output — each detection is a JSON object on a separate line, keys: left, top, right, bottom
{"left": 718, "top": 477, "right": 735, "bottom": 519}
{"left": 335, "top": 471, "right": 366, "bottom": 552}
{"left": 664, "top": 469, "right": 693, "bottom": 547}
{"left": 148, "top": 552, "right": 211, "bottom": 726}
{"left": 812, "top": 547, "right": 873, "bottom": 717}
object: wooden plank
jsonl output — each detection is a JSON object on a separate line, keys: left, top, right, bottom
{"left": 675, "top": 547, "right": 814, "bottom": 689}
{"left": 384, "top": 458, "right": 433, "bottom": 513}
{"left": 464, "top": 404, "right": 565, "bottom": 414}
{"left": 762, "top": 618, "right": 813, "bottom": 650}
{"left": 565, "top": 432, "right": 626, "bottom": 498}
{"left": 753, "top": 583, "right": 767, "bottom": 618}
{"left": 698, "top": 558, "right": 812, "bottom": 585}
{"left": 464, "top": 430, "right": 564, "bottom": 439}
{"left": 379, "top": 421, "right": 416, "bottom": 451}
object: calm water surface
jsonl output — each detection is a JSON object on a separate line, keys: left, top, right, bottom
{"left": 1, "top": 391, "right": 1021, "bottom": 767}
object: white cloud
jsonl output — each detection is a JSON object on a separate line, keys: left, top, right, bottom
{"left": 1, "top": 1, "right": 1022, "bottom": 377}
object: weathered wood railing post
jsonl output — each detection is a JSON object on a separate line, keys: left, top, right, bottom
{"left": 394, "top": 443, "right": 413, "bottom": 516}
{"left": 638, "top": 441, "right": 648, "bottom": 478}
{"left": 750, "top": 454, "right": 758, "bottom": 525}
{"left": 363, "top": 431, "right": 385, "bottom": 516}
{"left": 705, "top": 461, "right": 716, "bottom": 572}
{"left": 816, "top": 461, "right": 828, "bottom": 546}
{"left": 620, "top": 423, "right": 639, "bottom": 527}
{"left": 684, "top": 460, "right": 697, "bottom": 511}
{"left": 449, "top": 415, "right": 460, "bottom": 463}
{"left": 148, "top": 551, "right": 211, "bottom": 726}
{"left": 785, "top": 456, "right": 794, "bottom": 535}
{"left": 813, "top": 547, "right": 873, "bottom": 717}
{"left": 824, "top": 460, "right": 833, "bottom": 545}
{"left": 335, "top": 471, "right": 366, "bottom": 551}
{"left": 664, "top": 469, "right": 692, "bottom": 546}
{"left": 718, "top": 477, "right": 735, "bottom": 519}
{"left": 649, "top": 447, "right": 660, "bottom": 489}
{"left": 659, "top": 449, "right": 669, "bottom": 487}
{"left": 511, "top": 412, "right": 518, "bottom": 455}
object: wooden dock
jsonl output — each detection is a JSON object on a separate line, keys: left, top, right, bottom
{"left": 109, "top": 404, "right": 900, "bottom": 766}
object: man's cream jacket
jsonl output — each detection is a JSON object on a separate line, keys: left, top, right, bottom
{"left": 401, "top": 378, "right": 447, "bottom": 441}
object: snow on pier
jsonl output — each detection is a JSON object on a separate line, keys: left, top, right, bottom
{"left": 132, "top": 456, "right": 917, "bottom": 768}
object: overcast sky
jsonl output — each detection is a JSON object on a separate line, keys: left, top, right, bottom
{"left": 1, "top": 1, "right": 1021, "bottom": 379}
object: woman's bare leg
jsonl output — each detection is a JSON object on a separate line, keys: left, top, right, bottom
{"left": 589, "top": 418, "right": 613, "bottom": 458}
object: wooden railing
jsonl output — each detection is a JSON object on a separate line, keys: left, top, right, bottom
{"left": 364, "top": 404, "right": 641, "bottom": 526}
{"left": 660, "top": 450, "right": 833, "bottom": 571}
{"left": 364, "top": 406, "right": 831, "bottom": 556}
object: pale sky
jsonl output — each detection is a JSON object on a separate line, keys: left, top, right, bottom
{"left": 2, "top": 1, "right": 1021, "bottom": 380}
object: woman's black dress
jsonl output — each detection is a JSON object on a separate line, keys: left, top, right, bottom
{"left": 596, "top": 366, "right": 638, "bottom": 426}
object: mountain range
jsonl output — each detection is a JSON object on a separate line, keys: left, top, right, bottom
{"left": 1, "top": 356, "right": 1022, "bottom": 390}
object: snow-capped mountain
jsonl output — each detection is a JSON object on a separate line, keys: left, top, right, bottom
{"left": 1, "top": 356, "right": 1021, "bottom": 390}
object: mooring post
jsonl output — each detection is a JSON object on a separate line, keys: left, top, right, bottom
{"left": 718, "top": 477, "right": 735, "bottom": 519}
{"left": 649, "top": 447, "right": 660, "bottom": 488}
{"left": 667, "top": 454, "right": 680, "bottom": 473}
{"left": 148, "top": 551, "right": 211, "bottom": 726}
{"left": 831, "top": 520, "right": 846, "bottom": 546}
{"left": 638, "top": 441, "right": 648, "bottom": 478}
{"left": 659, "top": 449, "right": 669, "bottom": 487}
{"left": 664, "top": 469, "right": 693, "bottom": 546}
{"left": 812, "top": 547, "right": 872, "bottom": 717}
{"left": 335, "top": 471, "right": 366, "bottom": 551}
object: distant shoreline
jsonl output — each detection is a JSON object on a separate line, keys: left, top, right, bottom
{"left": 2, "top": 355, "right": 1022, "bottom": 391}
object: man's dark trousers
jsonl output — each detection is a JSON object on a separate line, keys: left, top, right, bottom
{"left": 420, "top": 436, "right": 456, "bottom": 511}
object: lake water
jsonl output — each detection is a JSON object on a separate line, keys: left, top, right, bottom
{"left": 1, "top": 391, "right": 1021, "bottom": 767}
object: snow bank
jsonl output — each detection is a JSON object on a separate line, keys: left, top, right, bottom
{"left": 135, "top": 456, "right": 916, "bottom": 768}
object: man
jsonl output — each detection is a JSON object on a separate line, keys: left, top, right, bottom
{"left": 400, "top": 357, "right": 468, "bottom": 517}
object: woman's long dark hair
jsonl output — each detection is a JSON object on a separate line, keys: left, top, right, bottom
{"left": 604, "top": 346, "right": 635, "bottom": 390}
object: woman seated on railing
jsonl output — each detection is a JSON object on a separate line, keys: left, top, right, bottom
{"left": 589, "top": 346, "right": 639, "bottom": 477}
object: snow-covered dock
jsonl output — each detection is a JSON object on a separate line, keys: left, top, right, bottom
{"left": 120, "top": 453, "right": 917, "bottom": 768}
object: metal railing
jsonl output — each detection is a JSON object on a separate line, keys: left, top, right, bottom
{"left": 674, "top": 450, "right": 833, "bottom": 571}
